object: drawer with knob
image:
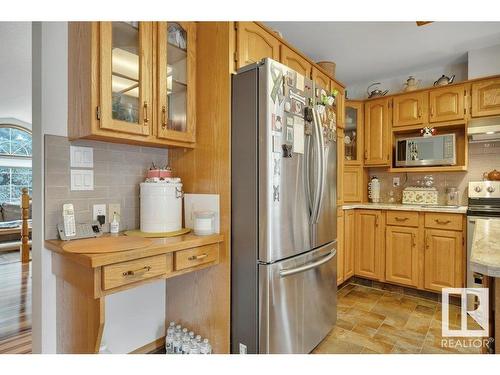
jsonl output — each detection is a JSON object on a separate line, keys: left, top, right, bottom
{"left": 102, "top": 254, "right": 169, "bottom": 290}
{"left": 424, "top": 212, "right": 462, "bottom": 231}
{"left": 386, "top": 211, "right": 419, "bottom": 227}
{"left": 174, "top": 243, "right": 219, "bottom": 271}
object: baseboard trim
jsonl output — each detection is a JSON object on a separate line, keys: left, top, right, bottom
{"left": 129, "top": 337, "right": 165, "bottom": 354}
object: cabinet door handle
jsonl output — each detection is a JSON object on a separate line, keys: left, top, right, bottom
{"left": 418, "top": 107, "right": 422, "bottom": 118}
{"left": 395, "top": 217, "right": 408, "bottom": 221}
{"left": 143, "top": 101, "right": 149, "bottom": 126}
{"left": 430, "top": 106, "right": 434, "bottom": 117}
{"left": 161, "top": 105, "right": 167, "bottom": 129}
{"left": 435, "top": 219, "right": 451, "bottom": 225}
{"left": 412, "top": 233, "right": 416, "bottom": 248}
{"left": 188, "top": 253, "right": 208, "bottom": 261}
{"left": 364, "top": 150, "right": 368, "bottom": 160}
{"left": 122, "top": 265, "right": 151, "bottom": 277}
{"left": 375, "top": 215, "right": 379, "bottom": 227}
{"left": 425, "top": 235, "right": 430, "bottom": 249}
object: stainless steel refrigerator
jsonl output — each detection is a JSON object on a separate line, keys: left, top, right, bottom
{"left": 231, "top": 58, "right": 337, "bottom": 354}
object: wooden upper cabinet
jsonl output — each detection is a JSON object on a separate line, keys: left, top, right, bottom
{"left": 344, "top": 101, "right": 363, "bottom": 164}
{"left": 99, "top": 22, "right": 154, "bottom": 137}
{"left": 343, "top": 166, "right": 363, "bottom": 203}
{"left": 392, "top": 91, "right": 428, "bottom": 127}
{"left": 424, "top": 229, "right": 463, "bottom": 292}
{"left": 332, "top": 81, "right": 344, "bottom": 129}
{"left": 355, "top": 210, "right": 384, "bottom": 280}
{"left": 429, "top": 84, "right": 467, "bottom": 123}
{"left": 344, "top": 210, "right": 355, "bottom": 280}
{"left": 364, "top": 98, "right": 391, "bottom": 166}
{"left": 279, "top": 45, "right": 311, "bottom": 78}
{"left": 156, "top": 22, "right": 197, "bottom": 144}
{"left": 311, "top": 67, "right": 330, "bottom": 91}
{"left": 235, "top": 22, "right": 279, "bottom": 69}
{"left": 68, "top": 22, "right": 197, "bottom": 148}
{"left": 385, "top": 226, "right": 419, "bottom": 287}
{"left": 471, "top": 78, "right": 500, "bottom": 117}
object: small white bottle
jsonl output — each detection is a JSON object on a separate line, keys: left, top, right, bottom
{"left": 165, "top": 332, "right": 174, "bottom": 354}
{"left": 110, "top": 212, "right": 120, "bottom": 234}
{"left": 173, "top": 332, "right": 182, "bottom": 354}
{"left": 167, "top": 321, "right": 176, "bottom": 336}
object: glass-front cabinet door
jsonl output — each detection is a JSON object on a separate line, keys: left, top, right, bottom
{"left": 99, "top": 22, "right": 153, "bottom": 136}
{"left": 157, "top": 22, "right": 196, "bottom": 143}
{"left": 344, "top": 100, "right": 363, "bottom": 165}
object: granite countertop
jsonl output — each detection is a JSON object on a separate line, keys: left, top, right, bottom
{"left": 470, "top": 219, "right": 500, "bottom": 277}
{"left": 342, "top": 203, "right": 467, "bottom": 214}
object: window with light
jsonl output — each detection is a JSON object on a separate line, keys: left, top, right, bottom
{"left": 0, "top": 125, "right": 32, "bottom": 203}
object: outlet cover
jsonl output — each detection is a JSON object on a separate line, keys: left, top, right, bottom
{"left": 93, "top": 204, "right": 106, "bottom": 222}
{"left": 393, "top": 177, "right": 400, "bottom": 187}
{"left": 108, "top": 203, "right": 121, "bottom": 222}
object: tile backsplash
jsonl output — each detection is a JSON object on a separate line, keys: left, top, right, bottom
{"left": 44, "top": 135, "right": 168, "bottom": 240}
{"left": 368, "top": 141, "right": 500, "bottom": 205}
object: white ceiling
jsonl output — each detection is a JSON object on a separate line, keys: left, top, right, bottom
{"left": 0, "top": 22, "right": 31, "bottom": 124}
{"left": 265, "top": 22, "right": 500, "bottom": 85}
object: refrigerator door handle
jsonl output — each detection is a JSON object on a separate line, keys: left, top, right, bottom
{"left": 304, "top": 133, "right": 313, "bottom": 216}
{"left": 312, "top": 107, "right": 326, "bottom": 224}
{"left": 279, "top": 249, "right": 336, "bottom": 278}
{"left": 310, "top": 108, "right": 322, "bottom": 223}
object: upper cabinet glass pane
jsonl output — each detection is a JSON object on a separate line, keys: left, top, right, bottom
{"left": 345, "top": 106, "right": 358, "bottom": 161}
{"left": 166, "top": 23, "right": 188, "bottom": 132}
{"left": 111, "top": 22, "right": 140, "bottom": 124}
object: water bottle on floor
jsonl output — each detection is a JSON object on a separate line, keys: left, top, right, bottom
{"left": 189, "top": 341, "right": 200, "bottom": 354}
{"left": 200, "top": 338, "right": 212, "bottom": 354}
{"left": 167, "top": 322, "right": 176, "bottom": 336}
{"left": 181, "top": 335, "right": 191, "bottom": 354}
{"left": 165, "top": 332, "right": 174, "bottom": 354}
{"left": 173, "top": 332, "right": 182, "bottom": 354}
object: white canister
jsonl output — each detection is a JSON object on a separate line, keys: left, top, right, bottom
{"left": 368, "top": 176, "right": 381, "bottom": 203}
{"left": 140, "top": 179, "right": 183, "bottom": 233}
{"left": 193, "top": 211, "right": 215, "bottom": 236}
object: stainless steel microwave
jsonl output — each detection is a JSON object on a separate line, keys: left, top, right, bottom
{"left": 395, "top": 134, "right": 456, "bottom": 167}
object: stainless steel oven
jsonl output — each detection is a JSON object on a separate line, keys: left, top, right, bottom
{"left": 395, "top": 134, "right": 456, "bottom": 167}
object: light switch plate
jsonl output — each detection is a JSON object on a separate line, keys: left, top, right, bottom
{"left": 70, "top": 145, "right": 93, "bottom": 168}
{"left": 393, "top": 177, "right": 400, "bottom": 187}
{"left": 184, "top": 194, "right": 220, "bottom": 233}
{"left": 70, "top": 169, "right": 94, "bottom": 191}
{"left": 108, "top": 203, "right": 121, "bottom": 222}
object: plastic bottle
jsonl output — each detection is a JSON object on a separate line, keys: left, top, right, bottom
{"left": 110, "top": 212, "right": 120, "bottom": 234}
{"left": 182, "top": 327, "right": 188, "bottom": 339}
{"left": 165, "top": 332, "right": 174, "bottom": 354}
{"left": 175, "top": 324, "right": 182, "bottom": 334}
{"left": 200, "top": 338, "right": 212, "bottom": 354}
{"left": 181, "top": 335, "right": 191, "bottom": 354}
{"left": 189, "top": 341, "right": 200, "bottom": 354}
{"left": 195, "top": 334, "right": 202, "bottom": 344}
{"left": 189, "top": 331, "right": 195, "bottom": 340}
{"left": 167, "top": 321, "right": 176, "bottom": 336}
{"left": 173, "top": 332, "right": 182, "bottom": 354}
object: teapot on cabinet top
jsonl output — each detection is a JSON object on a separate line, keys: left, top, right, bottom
{"left": 403, "top": 76, "right": 420, "bottom": 92}
{"left": 367, "top": 83, "right": 389, "bottom": 99}
{"left": 434, "top": 74, "right": 455, "bottom": 86}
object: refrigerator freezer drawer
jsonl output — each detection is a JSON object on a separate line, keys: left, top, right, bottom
{"left": 258, "top": 242, "right": 337, "bottom": 353}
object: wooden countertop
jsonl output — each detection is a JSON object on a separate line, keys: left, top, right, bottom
{"left": 45, "top": 232, "right": 224, "bottom": 268}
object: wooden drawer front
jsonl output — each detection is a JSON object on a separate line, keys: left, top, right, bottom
{"left": 386, "top": 211, "right": 419, "bottom": 227}
{"left": 424, "top": 213, "right": 462, "bottom": 231}
{"left": 174, "top": 243, "right": 219, "bottom": 271}
{"left": 102, "top": 255, "right": 168, "bottom": 290}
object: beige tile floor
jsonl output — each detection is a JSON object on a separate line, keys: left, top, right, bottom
{"left": 313, "top": 283, "right": 486, "bottom": 354}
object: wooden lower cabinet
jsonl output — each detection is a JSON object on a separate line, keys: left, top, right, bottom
{"left": 354, "top": 210, "right": 384, "bottom": 280}
{"left": 344, "top": 210, "right": 355, "bottom": 279}
{"left": 337, "top": 208, "right": 345, "bottom": 286}
{"left": 424, "top": 229, "right": 464, "bottom": 292}
{"left": 385, "top": 226, "right": 419, "bottom": 287}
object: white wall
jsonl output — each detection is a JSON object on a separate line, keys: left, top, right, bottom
{"left": 468, "top": 44, "right": 500, "bottom": 79}
{"left": 346, "top": 61, "right": 468, "bottom": 100}
{"left": 33, "top": 22, "right": 166, "bottom": 354}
